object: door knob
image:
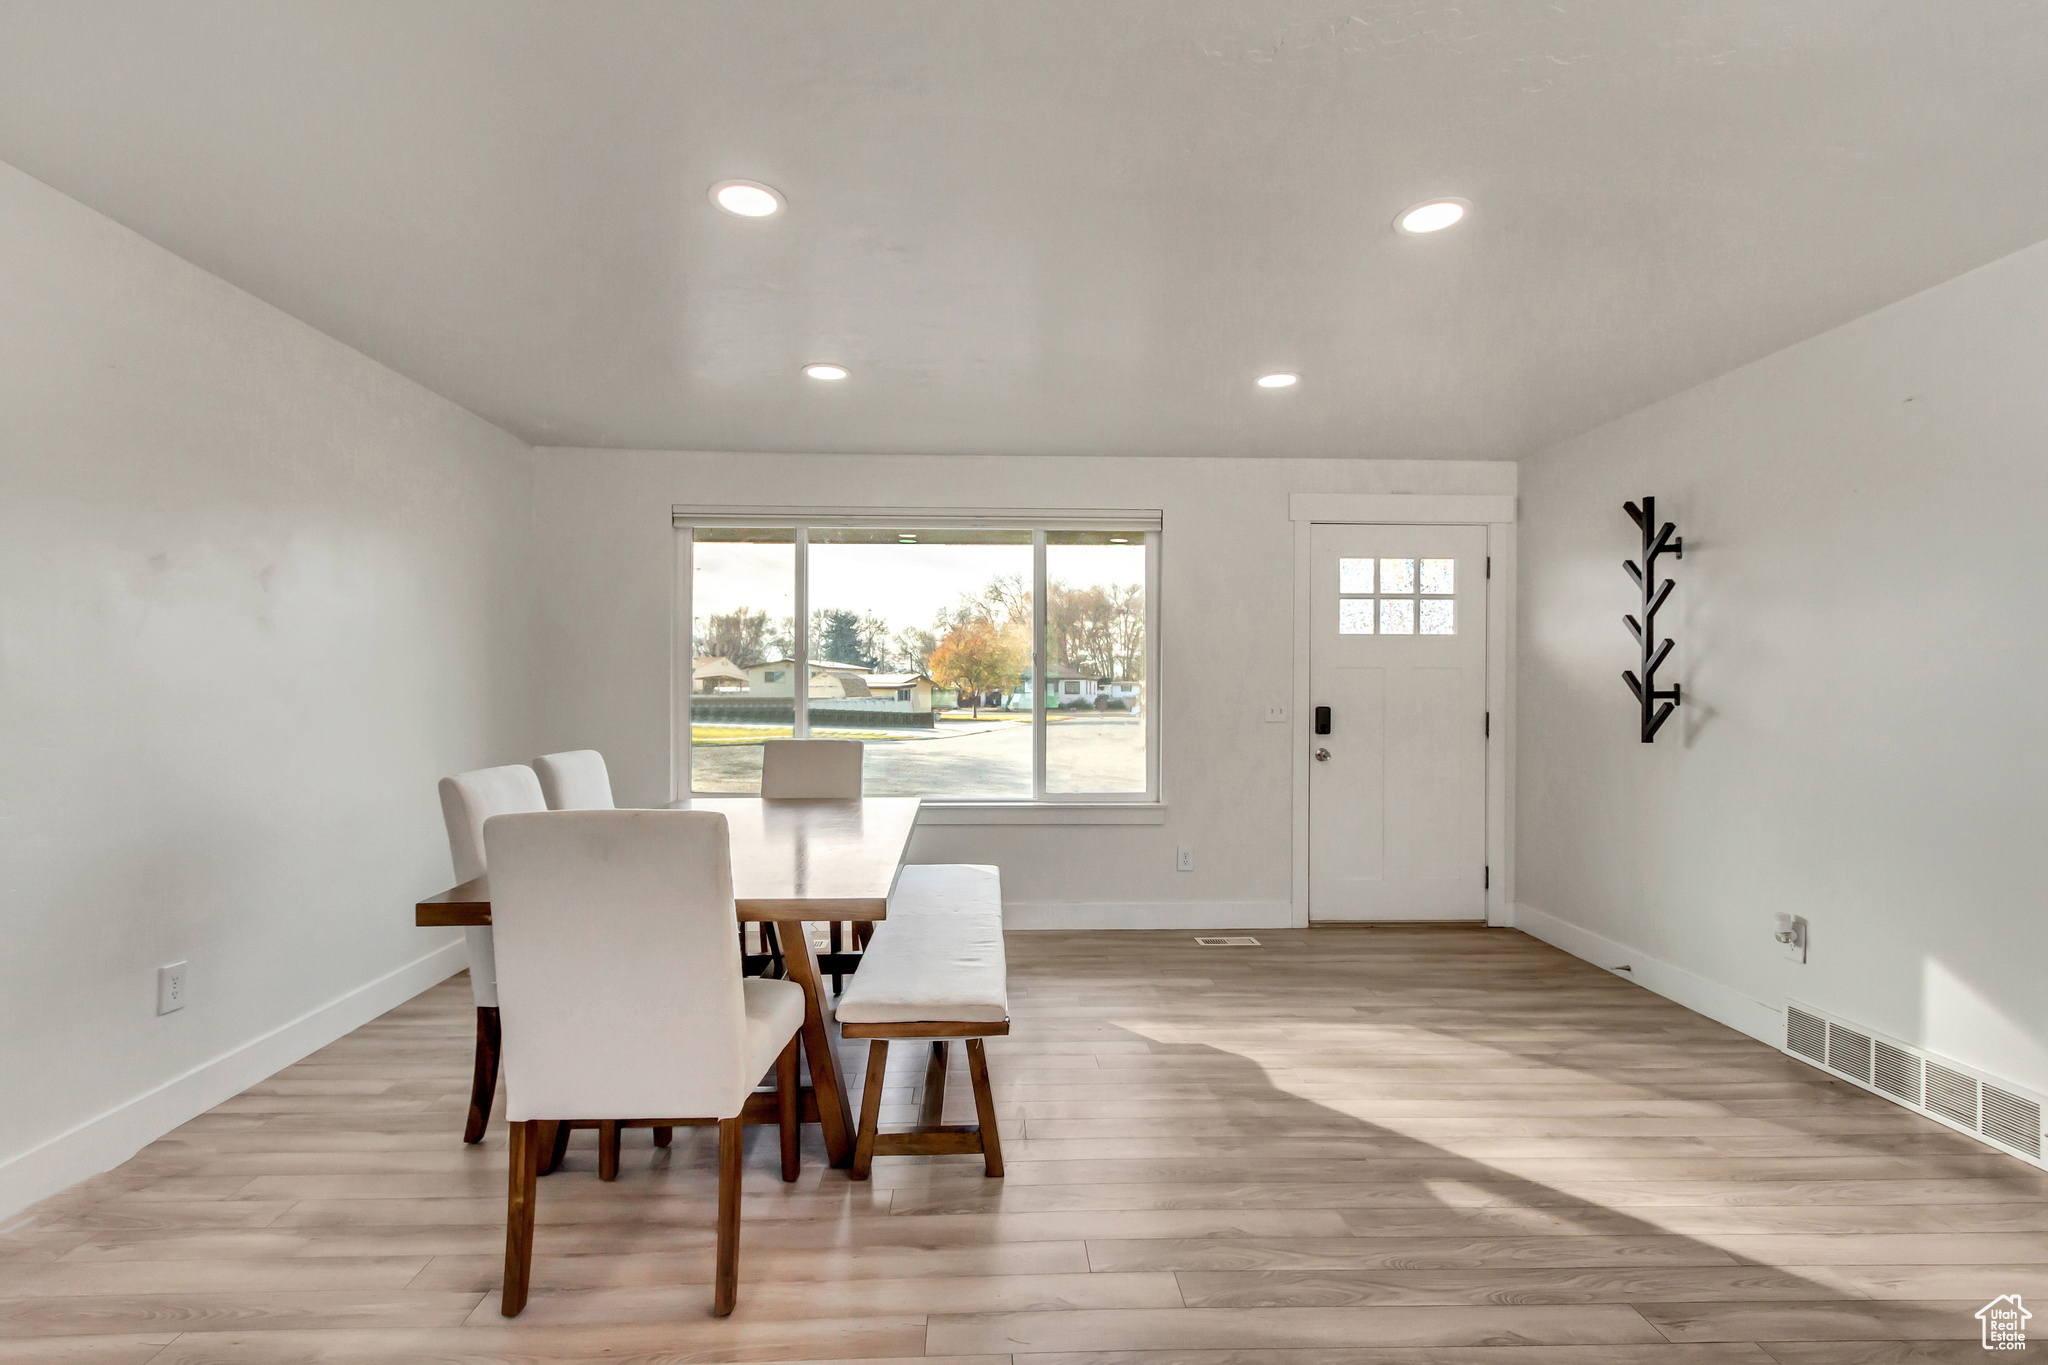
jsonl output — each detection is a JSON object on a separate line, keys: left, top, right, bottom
{"left": 1314, "top": 748, "right": 1330, "bottom": 762}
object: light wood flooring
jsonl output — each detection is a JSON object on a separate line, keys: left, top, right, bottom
{"left": 6, "top": 926, "right": 2047, "bottom": 1363}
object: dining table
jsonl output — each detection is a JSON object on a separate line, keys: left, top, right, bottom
{"left": 415, "top": 795, "right": 922, "bottom": 1168}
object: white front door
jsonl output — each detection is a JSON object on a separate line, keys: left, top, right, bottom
{"left": 1309, "top": 523, "right": 1488, "bottom": 921}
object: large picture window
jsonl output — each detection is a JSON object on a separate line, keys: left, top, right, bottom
{"left": 677, "top": 510, "right": 1159, "bottom": 803}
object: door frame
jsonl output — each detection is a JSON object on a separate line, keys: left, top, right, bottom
{"left": 1289, "top": 493, "right": 1518, "bottom": 929}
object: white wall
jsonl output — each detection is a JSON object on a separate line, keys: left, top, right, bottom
{"left": 532, "top": 451, "right": 1515, "bottom": 926}
{"left": 1518, "top": 238, "right": 2048, "bottom": 1094}
{"left": 0, "top": 163, "right": 537, "bottom": 1217}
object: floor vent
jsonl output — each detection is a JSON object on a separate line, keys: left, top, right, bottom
{"left": 1194, "top": 936, "right": 1260, "bottom": 947}
{"left": 1784, "top": 1001, "right": 2044, "bottom": 1171}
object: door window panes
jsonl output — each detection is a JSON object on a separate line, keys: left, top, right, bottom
{"left": 1340, "top": 552, "right": 1461, "bottom": 641}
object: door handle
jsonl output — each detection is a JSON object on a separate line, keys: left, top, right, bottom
{"left": 1314, "top": 748, "right": 1330, "bottom": 762}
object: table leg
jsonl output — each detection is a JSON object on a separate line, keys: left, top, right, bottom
{"left": 777, "top": 919, "right": 854, "bottom": 1167}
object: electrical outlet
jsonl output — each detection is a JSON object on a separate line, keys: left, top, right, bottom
{"left": 157, "top": 962, "right": 189, "bottom": 1015}
{"left": 1176, "top": 843, "right": 1194, "bottom": 872}
{"left": 1773, "top": 914, "right": 1807, "bottom": 964}
{"left": 1264, "top": 704, "right": 1287, "bottom": 723}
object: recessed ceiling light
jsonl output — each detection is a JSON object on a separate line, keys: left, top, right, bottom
{"left": 803, "top": 364, "right": 848, "bottom": 381}
{"left": 898, "top": 535, "right": 917, "bottom": 542}
{"left": 1256, "top": 373, "right": 1300, "bottom": 389}
{"left": 711, "top": 180, "right": 784, "bottom": 217}
{"left": 1396, "top": 199, "right": 1468, "bottom": 234}
{"left": 1110, "top": 537, "right": 1129, "bottom": 543}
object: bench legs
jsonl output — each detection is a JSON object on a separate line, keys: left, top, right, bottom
{"left": 852, "top": 1039, "right": 889, "bottom": 1177}
{"left": 849, "top": 1036, "right": 1004, "bottom": 1181}
{"left": 965, "top": 1038, "right": 1004, "bottom": 1178}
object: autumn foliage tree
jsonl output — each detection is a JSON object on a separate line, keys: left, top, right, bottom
{"left": 927, "top": 617, "right": 1025, "bottom": 718}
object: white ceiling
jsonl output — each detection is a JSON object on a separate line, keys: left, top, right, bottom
{"left": 3, "top": 1, "right": 2046, "bottom": 459}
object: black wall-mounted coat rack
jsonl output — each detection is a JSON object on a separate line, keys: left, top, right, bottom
{"left": 1623, "top": 497, "right": 1682, "bottom": 743}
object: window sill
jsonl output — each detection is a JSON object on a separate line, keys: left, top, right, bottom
{"left": 916, "top": 802, "right": 1166, "bottom": 826}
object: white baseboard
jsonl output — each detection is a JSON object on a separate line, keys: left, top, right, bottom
{"left": 1513, "top": 902, "right": 1781, "bottom": 1047}
{"left": 0, "top": 939, "right": 469, "bottom": 1223}
{"left": 1004, "top": 900, "right": 1295, "bottom": 932}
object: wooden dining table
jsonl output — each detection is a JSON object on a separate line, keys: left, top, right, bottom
{"left": 415, "top": 795, "right": 922, "bottom": 1168}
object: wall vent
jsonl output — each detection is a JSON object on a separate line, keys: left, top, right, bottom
{"left": 1983, "top": 1086, "right": 2043, "bottom": 1160}
{"left": 1786, "top": 1007, "right": 1827, "bottom": 1063}
{"left": 1194, "top": 936, "right": 1260, "bottom": 947}
{"left": 1925, "top": 1062, "right": 1979, "bottom": 1129}
{"left": 1873, "top": 1041, "right": 1922, "bottom": 1107}
{"left": 1826, "top": 1024, "right": 1873, "bottom": 1084}
{"left": 1783, "top": 1001, "right": 2043, "bottom": 1171}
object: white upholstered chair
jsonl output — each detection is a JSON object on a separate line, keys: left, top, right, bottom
{"left": 485, "top": 810, "right": 806, "bottom": 1318}
{"left": 437, "top": 763, "right": 548, "bottom": 1143}
{"left": 759, "top": 739, "right": 866, "bottom": 990}
{"left": 537, "top": 749, "right": 747, "bottom": 984}
{"left": 533, "top": 749, "right": 615, "bottom": 811}
{"left": 759, "top": 738, "right": 864, "bottom": 798}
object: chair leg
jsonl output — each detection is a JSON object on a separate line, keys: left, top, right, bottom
{"left": 966, "top": 1038, "right": 1004, "bottom": 1178}
{"left": 652, "top": 1126, "right": 673, "bottom": 1148}
{"left": 829, "top": 921, "right": 844, "bottom": 994}
{"left": 464, "top": 1007, "right": 501, "bottom": 1144}
{"left": 502, "top": 1119, "right": 540, "bottom": 1316}
{"left": 851, "top": 1039, "right": 889, "bottom": 1181}
{"left": 713, "top": 1116, "right": 744, "bottom": 1317}
{"left": 853, "top": 920, "right": 874, "bottom": 950}
{"left": 539, "top": 1119, "right": 571, "bottom": 1175}
{"left": 777, "top": 1036, "right": 801, "bottom": 1182}
{"left": 597, "top": 1121, "right": 620, "bottom": 1181}
{"left": 762, "top": 922, "right": 785, "bottom": 978}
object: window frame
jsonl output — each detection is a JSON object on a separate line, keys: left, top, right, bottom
{"left": 672, "top": 507, "right": 1161, "bottom": 810}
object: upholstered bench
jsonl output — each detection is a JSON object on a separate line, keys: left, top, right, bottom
{"left": 835, "top": 864, "right": 1008, "bottom": 1180}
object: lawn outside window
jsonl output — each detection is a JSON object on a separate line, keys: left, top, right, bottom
{"left": 673, "top": 508, "right": 1160, "bottom": 813}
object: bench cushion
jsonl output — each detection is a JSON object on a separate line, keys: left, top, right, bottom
{"left": 836, "top": 864, "right": 1007, "bottom": 1024}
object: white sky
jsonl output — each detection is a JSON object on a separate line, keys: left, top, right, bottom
{"left": 693, "top": 541, "right": 1143, "bottom": 637}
